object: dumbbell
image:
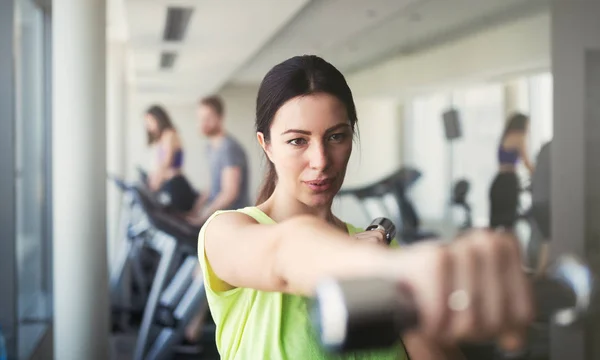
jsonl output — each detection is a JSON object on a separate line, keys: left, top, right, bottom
{"left": 365, "top": 217, "right": 396, "bottom": 245}
{"left": 311, "top": 254, "right": 594, "bottom": 354}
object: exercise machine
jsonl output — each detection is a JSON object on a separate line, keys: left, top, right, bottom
{"left": 338, "top": 167, "right": 438, "bottom": 244}
{"left": 127, "top": 186, "right": 214, "bottom": 360}
{"left": 137, "top": 166, "right": 150, "bottom": 188}
{"left": 108, "top": 174, "right": 215, "bottom": 359}
{"left": 109, "top": 175, "right": 158, "bottom": 332}
{"left": 450, "top": 178, "right": 472, "bottom": 231}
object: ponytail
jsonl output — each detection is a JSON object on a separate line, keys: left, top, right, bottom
{"left": 256, "top": 161, "right": 277, "bottom": 205}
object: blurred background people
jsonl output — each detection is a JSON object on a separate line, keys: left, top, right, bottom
{"left": 145, "top": 105, "right": 200, "bottom": 216}
{"left": 489, "top": 113, "right": 534, "bottom": 230}
{"left": 186, "top": 95, "right": 250, "bottom": 225}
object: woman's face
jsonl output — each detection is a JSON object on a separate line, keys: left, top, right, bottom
{"left": 145, "top": 113, "right": 159, "bottom": 135}
{"left": 259, "top": 93, "right": 353, "bottom": 208}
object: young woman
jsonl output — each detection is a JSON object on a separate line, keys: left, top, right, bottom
{"left": 144, "top": 105, "right": 199, "bottom": 214}
{"left": 489, "top": 113, "right": 535, "bottom": 230}
{"left": 197, "top": 56, "right": 533, "bottom": 359}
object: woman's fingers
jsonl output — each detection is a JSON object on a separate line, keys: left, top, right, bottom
{"left": 393, "top": 243, "right": 453, "bottom": 339}
{"left": 445, "top": 239, "right": 480, "bottom": 342}
{"left": 354, "top": 229, "right": 387, "bottom": 246}
{"left": 396, "top": 230, "right": 534, "bottom": 344}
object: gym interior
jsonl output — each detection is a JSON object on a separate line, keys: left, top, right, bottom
{"left": 1, "top": 0, "right": 599, "bottom": 359}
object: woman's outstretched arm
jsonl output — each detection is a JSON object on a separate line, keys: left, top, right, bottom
{"left": 203, "top": 212, "right": 533, "bottom": 347}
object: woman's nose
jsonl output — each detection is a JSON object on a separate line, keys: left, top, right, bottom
{"left": 308, "top": 142, "right": 329, "bottom": 170}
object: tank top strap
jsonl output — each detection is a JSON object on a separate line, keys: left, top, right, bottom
{"left": 235, "top": 206, "right": 276, "bottom": 225}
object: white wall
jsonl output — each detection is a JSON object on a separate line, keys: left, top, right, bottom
{"left": 333, "top": 98, "right": 403, "bottom": 228}
{"left": 347, "top": 12, "right": 550, "bottom": 99}
{"left": 125, "top": 91, "right": 148, "bottom": 181}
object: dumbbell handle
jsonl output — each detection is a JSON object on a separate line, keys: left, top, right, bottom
{"left": 365, "top": 217, "right": 396, "bottom": 245}
{"left": 312, "top": 255, "right": 593, "bottom": 354}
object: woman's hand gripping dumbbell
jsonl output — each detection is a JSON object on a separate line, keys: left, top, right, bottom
{"left": 351, "top": 217, "right": 396, "bottom": 246}
{"left": 311, "top": 224, "right": 594, "bottom": 354}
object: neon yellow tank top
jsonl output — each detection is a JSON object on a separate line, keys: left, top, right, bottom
{"left": 197, "top": 206, "right": 408, "bottom": 360}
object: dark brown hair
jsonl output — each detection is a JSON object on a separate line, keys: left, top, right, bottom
{"left": 199, "top": 95, "right": 225, "bottom": 117}
{"left": 500, "top": 112, "right": 529, "bottom": 146}
{"left": 255, "top": 55, "right": 358, "bottom": 204}
{"left": 146, "top": 105, "right": 175, "bottom": 145}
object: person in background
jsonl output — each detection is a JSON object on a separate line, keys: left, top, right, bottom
{"left": 489, "top": 113, "right": 535, "bottom": 230}
{"left": 184, "top": 96, "right": 251, "bottom": 345}
{"left": 144, "top": 105, "right": 199, "bottom": 215}
{"left": 186, "top": 95, "right": 250, "bottom": 225}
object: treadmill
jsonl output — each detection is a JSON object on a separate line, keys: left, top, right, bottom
{"left": 338, "top": 167, "right": 438, "bottom": 244}
{"left": 109, "top": 176, "right": 156, "bottom": 332}
{"left": 127, "top": 185, "right": 212, "bottom": 360}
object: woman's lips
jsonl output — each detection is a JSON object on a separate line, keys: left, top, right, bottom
{"left": 304, "top": 178, "right": 334, "bottom": 192}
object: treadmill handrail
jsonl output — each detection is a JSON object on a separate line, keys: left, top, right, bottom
{"left": 130, "top": 186, "right": 201, "bottom": 248}
{"left": 338, "top": 167, "right": 422, "bottom": 198}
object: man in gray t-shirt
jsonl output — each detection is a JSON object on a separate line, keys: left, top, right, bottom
{"left": 206, "top": 134, "right": 250, "bottom": 210}
{"left": 189, "top": 95, "right": 250, "bottom": 225}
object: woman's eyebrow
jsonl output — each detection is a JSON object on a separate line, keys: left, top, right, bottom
{"left": 281, "top": 129, "right": 311, "bottom": 136}
{"left": 281, "top": 123, "right": 350, "bottom": 136}
{"left": 325, "top": 123, "right": 351, "bottom": 133}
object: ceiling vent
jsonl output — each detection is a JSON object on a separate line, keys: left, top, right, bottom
{"left": 163, "top": 7, "right": 194, "bottom": 42}
{"left": 160, "top": 51, "right": 178, "bottom": 69}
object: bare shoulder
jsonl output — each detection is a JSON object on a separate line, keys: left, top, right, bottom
{"left": 162, "top": 128, "right": 176, "bottom": 137}
{"left": 503, "top": 132, "right": 523, "bottom": 149}
{"left": 204, "top": 211, "right": 260, "bottom": 239}
{"left": 202, "top": 210, "right": 282, "bottom": 290}
{"left": 161, "top": 128, "right": 179, "bottom": 142}
{"left": 163, "top": 129, "right": 183, "bottom": 148}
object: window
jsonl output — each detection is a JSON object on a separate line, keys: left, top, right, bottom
{"left": 403, "top": 74, "right": 553, "bottom": 231}
{"left": 451, "top": 84, "right": 505, "bottom": 226}
{"left": 14, "top": 0, "right": 52, "bottom": 357}
{"left": 528, "top": 73, "right": 554, "bottom": 157}
{"left": 403, "top": 83, "right": 505, "bottom": 228}
{"left": 403, "top": 93, "right": 452, "bottom": 222}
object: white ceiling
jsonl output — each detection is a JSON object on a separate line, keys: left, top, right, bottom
{"left": 123, "top": 0, "right": 549, "bottom": 101}
{"left": 125, "top": 0, "right": 310, "bottom": 100}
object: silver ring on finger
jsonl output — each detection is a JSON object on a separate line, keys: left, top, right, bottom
{"left": 448, "top": 289, "right": 471, "bottom": 312}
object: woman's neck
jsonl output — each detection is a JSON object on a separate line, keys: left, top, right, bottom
{"left": 258, "top": 188, "right": 344, "bottom": 231}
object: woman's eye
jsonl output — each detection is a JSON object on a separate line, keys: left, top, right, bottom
{"left": 328, "top": 133, "right": 345, "bottom": 142}
{"left": 288, "top": 138, "right": 307, "bottom": 146}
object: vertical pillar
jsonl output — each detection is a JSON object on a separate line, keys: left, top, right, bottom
{"left": 551, "top": 1, "right": 600, "bottom": 359}
{"left": 53, "top": 0, "right": 109, "bottom": 359}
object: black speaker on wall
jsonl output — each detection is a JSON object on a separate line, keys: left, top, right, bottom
{"left": 442, "top": 108, "right": 462, "bottom": 141}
